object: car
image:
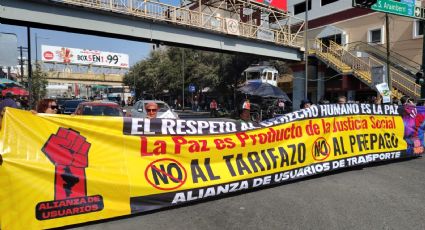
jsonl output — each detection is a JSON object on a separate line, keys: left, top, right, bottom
{"left": 131, "top": 100, "right": 179, "bottom": 119}
{"left": 61, "top": 99, "right": 85, "bottom": 114}
{"left": 55, "top": 97, "right": 72, "bottom": 113}
{"left": 73, "top": 101, "right": 126, "bottom": 116}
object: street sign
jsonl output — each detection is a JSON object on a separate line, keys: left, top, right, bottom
{"left": 188, "top": 84, "right": 196, "bottom": 93}
{"left": 370, "top": 0, "right": 425, "bottom": 20}
{"left": 415, "top": 5, "right": 425, "bottom": 19}
{"left": 372, "top": 0, "right": 413, "bottom": 17}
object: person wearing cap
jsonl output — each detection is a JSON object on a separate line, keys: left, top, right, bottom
{"left": 145, "top": 102, "right": 158, "bottom": 119}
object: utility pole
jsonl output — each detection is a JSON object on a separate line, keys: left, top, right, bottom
{"left": 304, "top": 0, "right": 309, "bottom": 99}
{"left": 27, "top": 27, "right": 33, "bottom": 108}
{"left": 35, "top": 33, "right": 38, "bottom": 66}
{"left": 385, "top": 13, "right": 392, "bottom": 102}
{"left": 19, "top": 46, "right": 25, "bottom": 84}
{"left": 181, "top": 49, "right": 185, "bottom": 111}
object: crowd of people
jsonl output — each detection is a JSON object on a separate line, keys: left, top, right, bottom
{"left": 0, "top": 92, "right": 422, "bottom": 127}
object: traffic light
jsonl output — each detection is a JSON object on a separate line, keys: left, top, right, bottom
{"left": 416, "top": 71, "right": 424, "bottom": 85}
{"left": 353, "top": 0, "right": 377, "bottom": 8}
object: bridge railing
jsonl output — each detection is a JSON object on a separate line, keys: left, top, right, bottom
{"left": 55, "top": 0, "right": 304, "bottom": 48}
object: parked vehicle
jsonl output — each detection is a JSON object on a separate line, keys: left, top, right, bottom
{"left": 56, "top": 97, "right": 72, "bottom": 113}
{"left": 73, "top": 101, "right": 126, "bottom": 116}
{"left": 243, "top": 64, "right": 279, "bottom": 86}
{"left": 61, "top": 99, "right": 85, "bottom": 114}
{"left": 104, "top": 85, "right": 131, "bottom": 105}
{"left": 131, "top": 100, "right": 179, "bottom": 119}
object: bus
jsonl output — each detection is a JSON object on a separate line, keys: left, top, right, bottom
{"left": 105, "top": 85, "right": 132, "bottom": 105}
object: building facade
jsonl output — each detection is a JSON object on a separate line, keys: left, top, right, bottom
{"left": 287, "top": 0, "right": 423, "bottom": 107}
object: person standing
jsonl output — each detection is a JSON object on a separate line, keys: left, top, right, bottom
{"left": 337, "top": 96, "right": 347, "bottom": 104}
{"left": 193, "top": 95, "right": 199, "bottom": 111}
{"left": 278, "top": 99, "right": 285, "bottom": 113}
{"left": 0, "top": 92, "right": 18, "bottom": 112}
{"left": 400, "top": 96, "right": 415, "bottom": 106}
{"left": 210, "top": 99, "right": 218, "bottom": 117}
{"left": 300, "top": 99, "right": 312, "bottom": 109}
{"left": 239, "top": 108, "right": 251, "bottom": 122}
{"left": 117, "top": 94, "right": 122, "bottom": 105}
{"left": 242, "top": 99, "right": 251, "bottom": 110}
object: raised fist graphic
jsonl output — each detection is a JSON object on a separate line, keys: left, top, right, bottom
{"left": 42, "top": 128, "right": 91, "bottom": 200}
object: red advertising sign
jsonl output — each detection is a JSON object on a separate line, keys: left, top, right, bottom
{"left": 41, "top": 45, "right": 129, "bottom": 68}
{"left": 255, "top": 0, "right": 287, "bottom": 12}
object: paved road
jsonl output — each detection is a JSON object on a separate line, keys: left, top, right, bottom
{"left": 72, "top": 156, "right": 425, "bottom": 230}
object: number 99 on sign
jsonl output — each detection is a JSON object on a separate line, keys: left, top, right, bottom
{"left": 107, "top": 54, "right": 119, "bottom": 64}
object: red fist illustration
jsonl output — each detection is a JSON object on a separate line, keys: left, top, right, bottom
{"left": 42, "top": 128, "right": 91, "bottom": 200}
{"left": 42, "top": 128, "right": 90, "bottom": 168}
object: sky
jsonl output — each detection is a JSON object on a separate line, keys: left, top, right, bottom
{"left": 0, "top": 0, "right": 182, "bottom": 67}
{"left": 0, "top": 24, "right": 152, "bottom": 67}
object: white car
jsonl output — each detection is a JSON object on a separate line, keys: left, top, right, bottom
{"left": 131, "top": 100, "right": 179, "bottom": 119}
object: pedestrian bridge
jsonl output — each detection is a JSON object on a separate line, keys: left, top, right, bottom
{"left": 1, "top": 0, "right": 304, "bottom": 61}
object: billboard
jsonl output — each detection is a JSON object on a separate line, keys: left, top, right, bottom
{"left": 255, "top": 0, "right": 287, "bottom": 12}
{"left": 41, "top": 45, "right": 129, "bottom": 68}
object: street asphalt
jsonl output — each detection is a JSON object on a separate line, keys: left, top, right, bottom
{"left": 69, "top": 154, "right": 425, "bottom": 230}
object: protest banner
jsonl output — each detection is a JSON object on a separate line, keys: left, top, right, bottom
{"left": 0, "top": 104, "right": 423, "bottom": 229}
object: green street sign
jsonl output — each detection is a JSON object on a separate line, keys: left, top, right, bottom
{"left": 415, "top": 6, "right": 425, "bottom": 20}
{"left": 355, "top": 0, "right": 425, "bottom": 20}
{"left": 371, "top": 0, "right": 414, "bottom": 17}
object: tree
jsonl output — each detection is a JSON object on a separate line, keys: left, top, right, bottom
{"left": 269, "top": 60, "right": 292, "bottom": 76}
{"left": 124, "top": 46, "right": 288, "bottom": 106}
{"left": 30, "top": 64, "right": 48, "bottom": 109}
{"left": 125, "top": 47, "right": 223, "bottom": 99}
{"left": 124, "top": 48, "right": 180, "bottom": 99}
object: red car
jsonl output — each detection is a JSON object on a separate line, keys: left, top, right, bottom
{"left": 73, "top": 101, "right": 126, "bottom": 116}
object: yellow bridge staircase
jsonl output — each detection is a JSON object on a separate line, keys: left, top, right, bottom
{"left": 309, "top": 39, "right": 420, "bottom": 100}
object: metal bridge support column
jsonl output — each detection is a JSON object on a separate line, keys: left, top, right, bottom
{"left": 291, "top": 63, "right": 307, "bottom": 111}
{"left": 317, "top": 63, "right": 326, "bottom": 103}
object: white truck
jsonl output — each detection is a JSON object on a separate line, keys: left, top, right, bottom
{"left": 105, "top": 85, "right": 131, "bottom": 105}
{"left": 242, "top": 64, "right": 279, "bottom": 86}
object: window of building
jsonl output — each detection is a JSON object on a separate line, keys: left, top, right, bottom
{"left": 414, "top": 20, "right": 424, "bottom": 38}
{"left": 321, "top": 0, "right": 339, "bottom": 6}
{"left": 368, "top": 28, "right": 383, "bottom": 44}
{"left": 294, "top": 0, "right": 312, "bottom": 15}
